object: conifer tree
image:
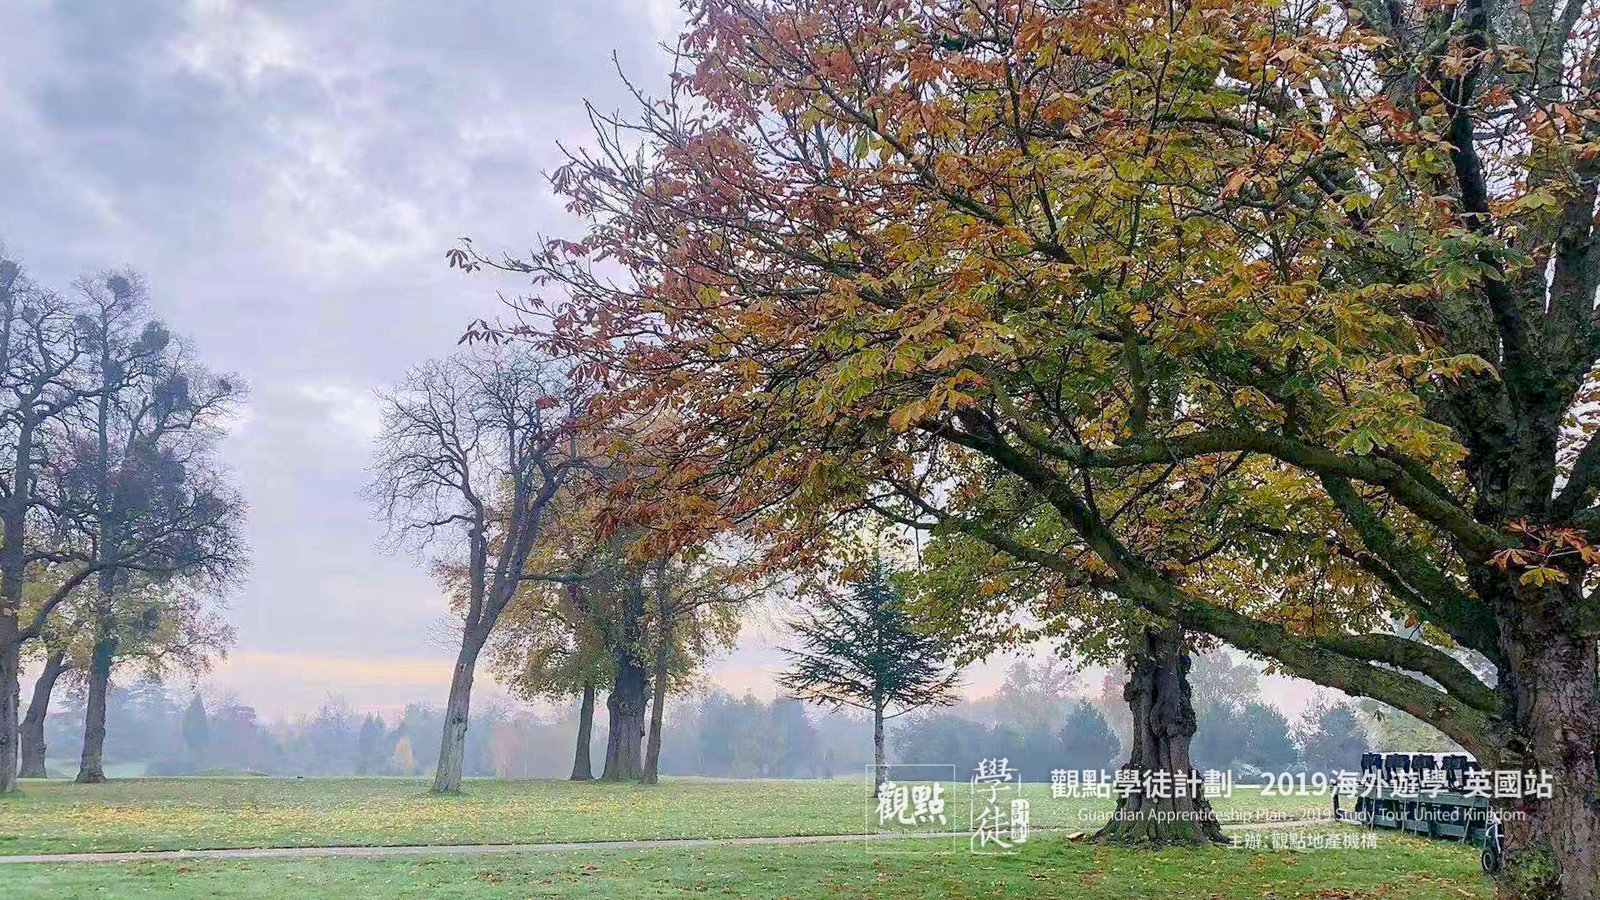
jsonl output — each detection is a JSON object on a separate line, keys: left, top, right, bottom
{"left": 779, "top": 560, "right": 957, "bottom": 795}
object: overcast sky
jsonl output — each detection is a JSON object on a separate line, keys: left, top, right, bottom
{"left": 0, "top": 0, "right": 1317, "bottom": 722}
{"left": 0, "top": 0, "right": 700, "bottom": 717}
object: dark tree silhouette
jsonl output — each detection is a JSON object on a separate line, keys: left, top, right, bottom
{"left": 778, "top": 560, "right": 957, "bottom": 794}
{"left": 1058, "top": 700, "right": 1122, "bottom": 773}
{"left": 64, "top": 272, "right": 246, "bottom": 784}
{"left": 1, "top": 260, "right": 243, "bottom": 791}
{"left": 1, "top": 255, "right": 100, "bottom": 793}
{"left": 181, "top": 694, "right": 210, "bottom": 767}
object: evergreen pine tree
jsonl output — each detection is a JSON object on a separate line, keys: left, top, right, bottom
{"left": 778, "top": 559, "right": 958, "bottom": 794}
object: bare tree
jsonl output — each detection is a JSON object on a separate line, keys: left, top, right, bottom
{"left": 366, "top": 349, "right": 583, "bottom": 793}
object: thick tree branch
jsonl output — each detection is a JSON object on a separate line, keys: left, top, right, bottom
{"left": 1553, "top": 427, "right": 1600, "bottom": 522}
{"left": 1313, "top": 632, "right": 1499, "bottom": 714}
{"left": 938, "top": 506, "right": 1497, "bottom": 754}
{"left": 920, "top": 418, "right": 1499, "bottom": 753}
{"left": 977, "top": 414, "right": 1506, "bottom": 556}
{"left": 1320, "top": 475, "right": 1501, "bottom": 657}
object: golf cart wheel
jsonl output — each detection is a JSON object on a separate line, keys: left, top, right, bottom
{"left": 1481, "top": 843, "right": 1501, "bottom": 875}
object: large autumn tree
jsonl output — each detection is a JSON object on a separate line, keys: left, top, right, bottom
{"left": 460, "top": 0, "right": 1600, "bottom": 895}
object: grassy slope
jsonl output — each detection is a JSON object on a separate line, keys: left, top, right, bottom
{"left": 0, "top": 777, "right": 1323, "bottom": 855}
{"left": 0, "top": 831, "right": 1489, "bottom": 900}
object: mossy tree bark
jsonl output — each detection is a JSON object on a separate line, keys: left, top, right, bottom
{"left": 601, "top": 661, "right": 648, "bottom": 781}
{"left": 0, "top": 635, "right": 19, "bottom": 793}
{"left": 1094, "top": 626, "right": 1227, "bottom": 845}
{"left": 432, "top": 625, "right": 488, "bottom": 794}
{"left": 1486, "top": 579, "right": 1600, "bottom": 899}
{"left": 74, "top": 629, "right": 115, "bottom": 784}
{"left": 601, "top": 572, "right": 651, "bottom": 783}
{"left": 643, "top": 613, "right": 671, "bottom": 784}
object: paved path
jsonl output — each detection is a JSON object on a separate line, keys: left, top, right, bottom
{"left": 0, "top": 818, "right": 1329, "bottom": 865}
{"left": 0, "top": 832, "right": 919, "bottom": 865}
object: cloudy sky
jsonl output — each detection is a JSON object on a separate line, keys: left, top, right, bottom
{"left": 0, "top": 0, "right": 700, "bottom": 717}
{"left": 0, "top": 0, "right": 1316, "bottom": 722}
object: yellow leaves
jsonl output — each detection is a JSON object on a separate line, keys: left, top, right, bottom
{"left": 1231, "top": 386, "right": 1272, "bottom": 411}
{"left": 517, "top": 0, "right": 1600, "bottom": 635}
{"left": 1422, "top": 353, "right": 1498, "bottom": 381}
{"left": 924, "top": 342, "right": 969, "bottom": 370}
{"left": 1325, "top": 386, "right": 1464, "bottom": 464}
{"left": 886, "top": 371, "right": 985, "bottom": 433}
{"left": 1505, "top": 190, "right": 1562, "bottom": 216}
{"left": 887, "top": 401, "right": 925, "bottom": 433}
{"left": 1242, "top": 320, "right": 1277, "bottom": 343}
{"left": 1518, "top": 566, "right": 1569, "bottom": 587}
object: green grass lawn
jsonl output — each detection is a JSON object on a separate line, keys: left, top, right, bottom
{"left": 0, "top": 830, "right": 1489, "bottom": 899}
{"left": 0, "top": 776, "right": 1325, "bottom": 855}
{"left": 0, "top": 778, "right": 1488, "bottom": 899}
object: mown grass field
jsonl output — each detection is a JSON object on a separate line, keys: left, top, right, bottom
{"left": 0, "top": 776, "right": 1325, "bottom": 855}
{"left": 0, "top": 830, "right": 1489, "bottom": 899}
{"left": 0, "top": 777, "right": 1489, "bottom": 898}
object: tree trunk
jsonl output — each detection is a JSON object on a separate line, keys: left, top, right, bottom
{"left": 872, "top": 700, "right": 886, "bottom": 798}
{"left": 0, "top": 417, "right": 34, "bottom": 796}
{"left": 570, "top": 681, "right": 596, "bottom": 781}
{"left": 1094, "top": 625, "right": 1226, "bottom": 845}
{"left": 78, "top": 344, "right": 118, "bottom": 788}
{"left": 75, "top": 633, "right": 116, "bottom": 784}
{"left": 18, "top": 650, "right": 67, "bottom": 778}
{"left": 0, "top": 635, "right": 18, "bottom": 793}
{"left": 433, "top": 627, "right": 487, "bottom": 794}
{"left": 602, "top": 575, "right": 650, "bottom": 783}
{"left": 643, "top": 614, "right": 672, "bottom": 785}
{"left": 1491, "top": 595, "right": 1600, "bottom": 900}
{"left": 601, "top": 657, "right": 649, "bottom": 782}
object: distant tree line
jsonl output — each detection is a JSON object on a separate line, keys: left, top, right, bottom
{"left": 893, "top": 701, "right": 1122, "bottom": 781}
{"left": 655, "top": 692, "right": 878, "bottom": 780}
{"left": 38, "top": 681, "right": 588, "bottom": 779}
{"left": 33, "top": 679, "right": 865, "bottom": 780}
{"left": 33, "top": 667, "right": 1386, "bottom": 781}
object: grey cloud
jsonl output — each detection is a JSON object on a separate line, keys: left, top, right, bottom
{"left": 1, "top": 0, "right": 680, "bottom": 708}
